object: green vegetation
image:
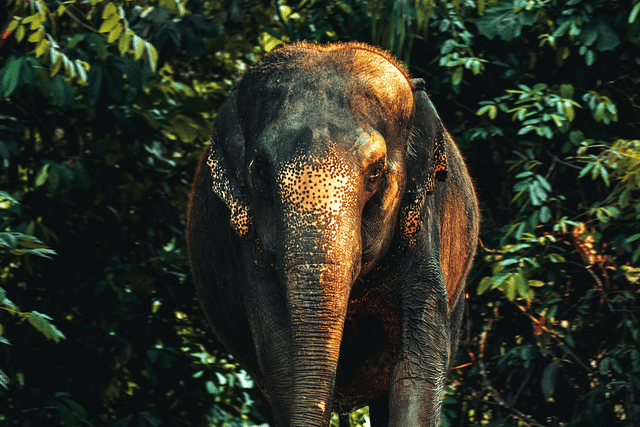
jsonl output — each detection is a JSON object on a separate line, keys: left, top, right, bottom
{"left": 1, "top": 0, "right": 639, "bottom": 426}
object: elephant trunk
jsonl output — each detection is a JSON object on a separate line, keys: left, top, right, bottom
{"left": 274, "top": 155, "right": 361, "bottom": 426}
{"left": 280, "top": 229, "right": 360, "bottom": 426}
{"left": 286, "top": 263, "right": 351, "bottom": 425}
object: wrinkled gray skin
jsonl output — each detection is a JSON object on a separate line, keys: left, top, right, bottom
{"left": 187, "top": 42, "right": 479, "bottom": 427}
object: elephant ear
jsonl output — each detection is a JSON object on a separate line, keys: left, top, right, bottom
{"left": 206, "top": 89, "right": 253, "bottom": 239}
{"left": 400, "top": 78, "right": 448, "bottom": 238}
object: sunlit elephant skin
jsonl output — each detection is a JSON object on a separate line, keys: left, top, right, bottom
{"left": 187, "top": 42, "right": 479, "bottom": 427}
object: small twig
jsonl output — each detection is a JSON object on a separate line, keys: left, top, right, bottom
{"left": 508, "top": 364, "right": 533, "bottom": 407}
{"left": 62, "top": 4, "right": 101, "bottom": 35}
{"left": 545, "top": 151, "right": 583, "bottom": 171}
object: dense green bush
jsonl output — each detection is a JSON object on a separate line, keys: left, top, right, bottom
{"left": 1, "top": 1, "right": 638, "bottom": 426}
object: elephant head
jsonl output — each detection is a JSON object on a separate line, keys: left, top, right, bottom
{"left": 188, "top": 42, "right": 465, "bottom": 427}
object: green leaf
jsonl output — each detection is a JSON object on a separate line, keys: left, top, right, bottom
{"left": 27, "top": 311, "right": 66, "bottom": 343}
{"left": 515, "top": 273, "right": 533, "bottom": 302}
{"left": 535, "top": 175, "right": 552, "bottom": 192}
{"left": 595, "top": 20, "right": 621, "bottom": 52}
{"left": 610, "top": 358, "right": 623, "bottom": 374}
{"left": 28, "top": 248, "right": 57, "bottom": 259}
{"left": 62, "top": 398, "right": 87, "bottom": 419}
{"left": 35, "top": 163, "right": 50, "bottom": 186}
{"left": 475, "top": 3, "right": 534, "bottom": 42}
{"left": 630, "top": 3, "right": 640, "bottom": 24}
{"left": 515, "top": 171, "right": 534, "bottom": 179}
{"left": 477, "top": 276, "right": 493, "bottom": 295}
{"left": 539, "top": 205, "right": 551, "bottom": 223}
{"left": 0, "top": 232, "right": 18, "bottom": 250}
{"left": 500, "top": 258, "right": 519, "bottom": 267}
{"left": 0, "top": 191, "right": 18, "bottom": 204}
{"left": 477, "top": 105, "right": 493, "bottom": 117}
{"left": 504, "top": 274, "right": 517, "bottom": 301}
{"left": 441, "top": 39, "right": 457, "bottom": 55}
{"left": 87, "top": 63, "right": 103, "bottom": 106}
{"left": 16, "top": 234, "right": 47, "bottom": 249}
{"left": 627, "top": 234, "right": 640, "bottom": 244}
{"left": 452, "top": 66, "right": 463, "bottom": 86}
{"left": 57, "top": 402, "right": 77, "bottom": 427}
{"left": 541, "top": 363, "right": 558, "bottom": 401}
{"left": 528, "top": 280, "right": 546, "bottom": 287}
{"left": 2, "top": 56, "right": 21, "bottom": 98}
{"left": 548, "top": 253, "right": 566, "bottom": 263}
{"left": 50, "top": 77, "right": 68, "bottom": 107}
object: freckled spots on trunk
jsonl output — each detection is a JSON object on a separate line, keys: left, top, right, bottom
{"left": 276, "top": 151, "right": 357, "bottom": 218}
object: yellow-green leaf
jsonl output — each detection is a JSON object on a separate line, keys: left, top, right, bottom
{"left": 75, "top": 60, "right": 88, "bottom": 84}
{"left": 35, "top": 164, "right": 50, "bottom": 187}
{"left": 56, "top": 4, "right": 66, "bottom": 16}
{"left": 7, "top": 19, "right": 19, "bottom": 33}
{"left": 50, "top": 55, "right": 63, "bottom": 77}
{"left": 133, "top": 35, "right": 144, "bottom": 60}
{"left": 102, "top": 2, "right": 117, "bottom": 19}
{"left": 28, "top": 27, "right": 44, "bottom": 43}
{"left": 63, "top": 56, "right": 75, "bottom": 78}
{"left": 564, "top": 102, "right": 575, "bottom": 122}
{"left": 98, "top": 14, "right": 119, "bottom": 33}
{"left": 30, "top": 14, "right": 45, "bottom": 30}
{"left": 144, "top": 42, "right": 158, "bottom": 72}
{"left": 77, "top": 61, "right": 90, "bottom": 72}
{"left": 489, "top": 105, "right": 498, "bottom": 120}
{"left": 107, "top": 23, "right": 122, "bottom": 43}
{"left": 118, "top": 29, "right": 132, "bottom": 56}
{"left": 35, "top": 38, "right": 48, "bottom": 57}
{"left": 15, "top": 25, "right": 25, "bottom": 42}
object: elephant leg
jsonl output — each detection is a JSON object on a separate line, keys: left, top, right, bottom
{"left": 339, "top": 413, "right": 350, "bottom": 427}
{"left": 388, "top": 255, "right": 450, "bottom": 427}
{"left": 368, "top": 395, "right": 389, "bottom": 427}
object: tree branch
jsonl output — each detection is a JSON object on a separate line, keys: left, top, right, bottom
{"left": 478, "top": 317, "right": 547, "bottom": 427}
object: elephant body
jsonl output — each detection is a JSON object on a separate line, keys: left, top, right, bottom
{"left": 187, "top": 42, "right": 479, "bottom": 427}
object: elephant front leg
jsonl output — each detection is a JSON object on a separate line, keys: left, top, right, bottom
{"left": 388, "top": 259, "right": 450, "bottom": 427}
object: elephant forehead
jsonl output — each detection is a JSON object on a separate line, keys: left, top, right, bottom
{"left": 276, "top": 153, "right": 358, "bottom": 216}
{"left": 350, "top": 53, "right": 413, "bottom": 108}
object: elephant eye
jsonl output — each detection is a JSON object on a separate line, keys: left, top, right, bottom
{"left": 366, "top": 163, "right": 386, "bottom": 191}
{"left": 252, "top": 158, "right": 271, "bottom": 191}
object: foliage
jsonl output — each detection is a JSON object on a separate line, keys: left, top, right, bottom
{"left": 0, "top": 0, "right": 269, "bottom": 425}
{"left": 1, "top": 0, "right": 639, "bottom": 426}
{"left": 423, "top": 1, "right": 640, "bottom": 426}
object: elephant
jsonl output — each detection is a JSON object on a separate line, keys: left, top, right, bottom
{"left": 187, "top": 41, "right": 479, "bottom": 427}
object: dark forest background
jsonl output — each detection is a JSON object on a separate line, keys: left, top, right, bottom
{"left": 1, "top": 0, "right": 639, "bottom": 426}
